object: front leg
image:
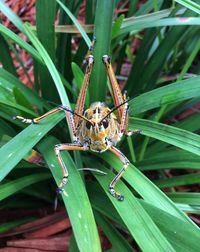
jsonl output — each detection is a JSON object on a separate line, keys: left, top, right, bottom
{"left": 54, "top": 143, "right": 86, "bottom": 192}
{"left": 109, "top": 146, "right": 130, "bottom": 201}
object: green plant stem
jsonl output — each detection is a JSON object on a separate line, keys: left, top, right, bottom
{"left": 177, "top": 38, "right": 200, "bottom": 81}
{"left": 89, "top": 0, "right": 114, "bottom": 102}
{"left": 127, "top": 137, "right": 136, "bottom": 162}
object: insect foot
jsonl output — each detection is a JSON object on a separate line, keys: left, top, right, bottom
{"left": 109, "top": 186, "right": 124, "bottom": 201}
{"left": 13, "top": 115, "right": 34, "bottom": 124}
{"left": 127, "top": 129, "right": 142, "bottom": 136}
{"left": 57, "top": 176, "right": 68, "bottom": 194}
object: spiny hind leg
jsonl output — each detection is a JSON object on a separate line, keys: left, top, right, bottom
{"left": 54, "top": 143, "right": 86, "bottom": 193}
{"left": 109, "top": 146, "right": 130, "bottom": 201}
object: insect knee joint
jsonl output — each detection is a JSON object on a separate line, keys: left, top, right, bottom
{"left": 54, "top": 144, "right": 61, "bottom": 155}
{"left": 102, "top": 55, "right": 111, "bottom": 64}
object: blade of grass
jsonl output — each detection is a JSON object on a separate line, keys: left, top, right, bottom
{"left": 95, "top": 211, "right": 135, "bottom": 252}
{"left": 89, "top": 0, "right": 115, "bottom": 102}
{"left": 56, "top": 0, "right": 91, "bottom": 47}
{"left": 0, "top": 68, "right": 46, "bottom": 110}
{"left": 136, "top": 149, "right": 200, "bottom": 170}
{"left": 126, "top": 9, "right": 194, "bottom": 94}
{"left": 118, "top": 17, "right": 200, "bottom": 37}
{"left": 129, "top": 76, "right": 200, "bottom": 115}
{"left": 89, "top": 183, "right": 200, "bottom": 252}
{"left": 155, "top": 172, "right": 200, "bottom": 188}
{"left": 8, "top": 41, "right": 33, "bottom": 86}
{"left": 85, "top": 161, "right": 176, "bottom": 252}
{"left": 0, "top": 173, "right": 51, "bottom": 201}
{"left": 174, "top": 0, "right": 200, "bottom": 14}
{"left": 0, "top": 112, "right": 64, "bottom": 181}
{"left": 115, "top": 8, "right": 171, "bottom": 38}
{"left": 166, "top": 192, "right": 200, "bottom": 205}
{"left": 38, "top": 136, "right": 101, "bottom": 252}
{"left": 0, "top": 24, "right": 43, "bottom": 64}
{"left": 23, "top": 23, "right": 69, "bottom": 107}
{"left": 36, "top": 0, "right": 58, "bottom": 102}
{"left": 0, "top": 1, "right": 25, "bottom": 33}
{"left": 99, "top": 152, "right": 197, "bottom": 227}
{"left": 175, "top": 203, "right": 200, "bottom": 214}
{"left": 130, "top": 117, "right": 200, "bottom": 156}
{"left": 137, "top": 36, "right": 200, "bottom": 161}
{"left": 177, "top": 38, "right": 200, "bottom": 81}
{"left": 0, "top": 35, "right": 16, "bottom": 75}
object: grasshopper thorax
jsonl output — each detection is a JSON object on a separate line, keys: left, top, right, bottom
{"left": 77, "top": 102, "right": 121, "bottom": 152}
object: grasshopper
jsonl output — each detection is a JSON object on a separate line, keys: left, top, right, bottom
{"left": 14, "top": 45, "right": 141, "bottom": 201}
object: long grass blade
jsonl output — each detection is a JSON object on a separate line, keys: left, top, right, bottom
{"left": 38, "top": 137, "right": 101, "bottom": 252}
{"left": 174, "top": 0, "right": 200, "bottom": 14}
{"left": 86, "top": 160, "right": 175, "bottom": 252}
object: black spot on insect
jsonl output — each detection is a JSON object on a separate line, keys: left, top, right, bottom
{"left": 86, "top": 121, "right": 92, "bottom": 129}
{"left": 84, "top": 112, "right": 88, "bottom": 117}
{"left": 98, "top": 108, "right": 101, "bottom": 113}
{"left": 102, "top": 119, "right": 109, "bottom": 129}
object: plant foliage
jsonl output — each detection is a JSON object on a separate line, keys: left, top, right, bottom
{"left": 0, "top": 0, "right": 200, "bottom": 251}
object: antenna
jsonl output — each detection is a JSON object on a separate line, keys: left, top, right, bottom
{"left": 47, "top": 101, "right": 94, "bottom": 126}
{"left": 99, "top": 98, "right": 130, "bottom": 123}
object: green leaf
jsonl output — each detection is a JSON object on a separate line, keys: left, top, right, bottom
{"left": 89, "top": 0, "right": 115, "bottom": 102}
{"left": 130, "top": 117, "right": 200, "bottom": 156}
{"left": 119, "top": 17, "right": 200, "bottom": 37}
{"left": 36, "top": 0, "right": 58, "bottom": 102}
{"left": 56, "top": 0, "right": 91, "bottom": 47}
{"left": 85, "top": 161, "right": 175, "bottom": 252}
{"left": 0, "top": 113, "right": 64, "bottom": 181}
{"left": 0, "top": 1, "right": 25, "bottom": 33}
{"left": 167, "top": 192, "right": 200, "bottom": 205}
{"left": 89, "top": 183, "right": 200, "bottom": 252}
{"left": 129, "top": 76, "right": 200, "bottom": 115}
{"left": 72, "top": 62, "right": 89, "bottom": 107}
{"left": 155, "top": 172, "right": 200, "bottom": 188}
{"left": 111, "top": 14, "right": 125, "bottom": 39}
{"left": 0, "top": 68, "right": 46, "bottom": 110}
{"left": 174, "top": 0, "right": 200, "bottom": 14}
{"left": 38, "top": 137, "right": 101, "bottom": 252}
{"left": 95, "top": 211, "right": 135, "bottom": 252}
{"left": 0, "top": 24, "right": 43, "bottom": 64}
{"left": 99, "top": 152, "right": 196, "bottom": 226}
{"left": 0, "top": 35, "right": 16, "bottom": 75}
{"left": 136, "top": 149, "right": 200, "bottom": 170}
{"left": 0, "top": 173, "right": 51, "bottom": 201}
{"left": 23, "top": 23, "right": 70, "bottom": 107}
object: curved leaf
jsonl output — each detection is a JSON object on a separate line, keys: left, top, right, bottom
{"left": 56, "top": 0, "right": 91, "bottom": 47}
{"left": 129, "top": 76, "right": 200, "bottom": 115}
{"left": 0, "top": 113, "right": 64, "bottom": 181}
{"left": 38, "top": 137, "right": 101, "bottom": 252}
{"left": 130, "top": 117, "right": 200, "bottom": 156}
{"left": 85, "top": 160, "right": 175, "bottom": 252}
{"left": 0, "top": 173, "right": 51, "bottom": 201}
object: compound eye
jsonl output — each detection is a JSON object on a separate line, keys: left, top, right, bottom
{"left": 102, "top": 119, "right": 109, "bottom": 129}
{"left": 86, "top": 121, "right": 92, "bottom": 129}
